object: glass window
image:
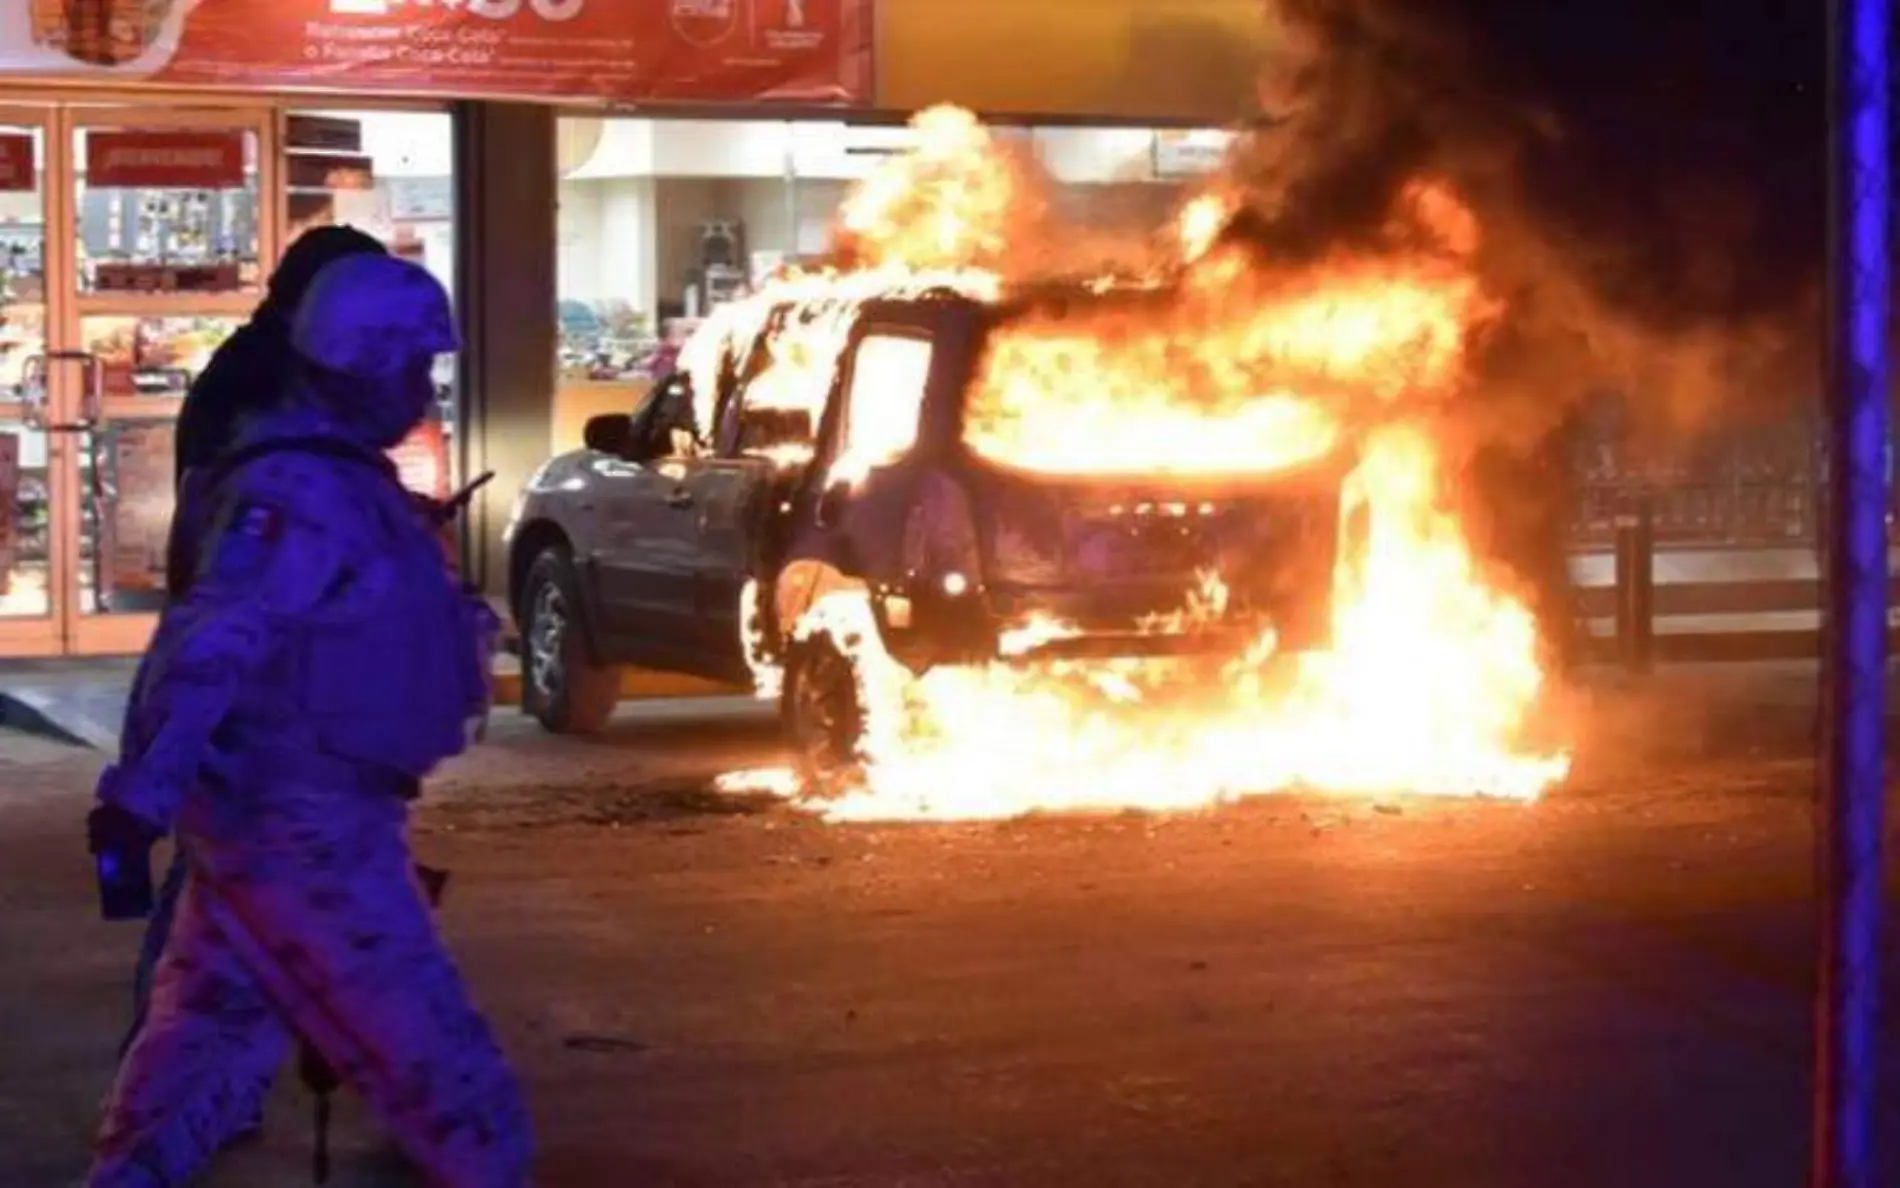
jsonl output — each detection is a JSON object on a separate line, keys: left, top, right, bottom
{"left": 75, "top": 126, "right": 261, "bottom": 294}
{"left": 1030, "top": 124, "right": 1232, "bottom": 239}
{"left": 724, "top": 331, "right": 823, "bottom": 468}
{"left": 0, "top": 119, "right": 46, "bottom": 618}
{"left": 0, "top": 302, "right": 42, "bottom": 403}
{"left": 81, "top": 315, "right": 242, "bottom": 400}
{"left": 840, "top": 332, "right": 933, "bottom": 471}
{"left": 634, "top": 373, "right": 702, "bottom": 460}
{"left": 734, "top": 404, "right": 815, "bottom": 460}
{"left": 556, "top": 116, "right": 848, "bottom": 385}
{"left": 286, "top": 109, "right": 457, "bottom": 496}
{"left": 0, "top": 421, "right": 47, "bottom": 619}
{"left": 547, "top": 114, "right": 1234, "bottom": 471}
{"left": 729, "top": 376, "right": 819, "bottom": 465}
{"left": 88, "top": 420, "right": 176, "bottom": 612}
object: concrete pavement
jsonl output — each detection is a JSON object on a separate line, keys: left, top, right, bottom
{"left": 0, "top": 684, "right": 1893, "bottom": 1186}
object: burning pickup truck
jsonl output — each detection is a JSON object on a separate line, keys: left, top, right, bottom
{"left": 504, "top": 280, "right": 1351, "bottom": 780}
{"left": 504, "top": 105, "right": 1571, "bottom": 818}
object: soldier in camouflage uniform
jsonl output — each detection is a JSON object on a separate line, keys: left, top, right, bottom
{"left": 86, "top": 254, "right": 532, "bottom": 1187}
{"left": 112, "top": 226, "right": 390, "bottom": 1137}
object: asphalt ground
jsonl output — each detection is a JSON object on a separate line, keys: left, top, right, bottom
{"left": 0, "top": 667, "right": 1895, "bottom": 1186}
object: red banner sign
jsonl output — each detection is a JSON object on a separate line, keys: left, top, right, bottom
{"left": 0, "top": 134, "right": 33, "bottom": 192}
{"left": 3, "top": 0, "right": 870, "bottom": 106}
{"left": 86, "top": 130, "right": 246, "bottom": 189}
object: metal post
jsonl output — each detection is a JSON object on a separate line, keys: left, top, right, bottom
{"left": 1614, "top": 489, "right": 1655, "bottom": 672}
{"left": 1631, "top": 493, "right": 1653, "bottom": 672}
{"left": 1815, "top": 0, "right": 1889, "bottom": 1183}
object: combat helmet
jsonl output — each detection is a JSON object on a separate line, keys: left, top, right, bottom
{"left": 291, "top": 253, "right": 459, "bottom": 379}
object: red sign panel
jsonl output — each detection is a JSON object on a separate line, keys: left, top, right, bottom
{"left": 0, "top": 135, "right": 34, "bottom": 193}
{"left": 4, "top": 0, "right": 870, "bottom": 106}
{"left": 86, "top": 131, "right": 246, "bottom": 189}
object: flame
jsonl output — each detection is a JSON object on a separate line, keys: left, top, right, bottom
{"left": 962, "top": 242, "right": 1491, "bottom": 478}
{"left": 1176, "top": 192, "right": 1232, "bottom": 264}
{"left": 836, "top": 105, "right": 1033, "bottom": 273}
{"left": 1138, "top": 568, "right": 1232, "bottom": 636}
{"left": 680, "top": 265, "right": 997, "bottom": 447}
{"left": 799, "top": 424, "right": 1566, "bottom": 824}
{"left": 739, "top": 578, "right": 783, "bottom": 702}
{"left": 691, "top": 105, "right": 1570, "bottom": 820}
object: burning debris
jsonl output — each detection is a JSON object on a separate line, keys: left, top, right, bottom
{"left": 707, "top": 103, "right": 1573, "bottom": 822}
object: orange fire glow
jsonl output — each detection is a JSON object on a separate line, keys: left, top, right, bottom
{"left": 711, "top": 105, "right": 1571, "bottom": 820}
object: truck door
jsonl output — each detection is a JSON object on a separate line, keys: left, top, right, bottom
{"left": 683, "top": 399, "right": 816, "bottom": 680}
{"left": 669, "top": 306, "right": 829, "bottom": 680}
{"left": 586, "top": 376, "right": 705, "bottom": 664}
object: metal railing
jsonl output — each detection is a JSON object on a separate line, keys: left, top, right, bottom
{"left": 1563, "top": 422, "right": 1894, "bottom": 668}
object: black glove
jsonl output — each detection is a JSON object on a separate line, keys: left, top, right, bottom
{"left": 88, "top": 802, "right": 162, "bottom": 922}
{"left": 88, "top": 801, "right": 161, "bottom": 856}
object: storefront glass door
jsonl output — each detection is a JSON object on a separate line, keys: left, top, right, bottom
{"left": 0, "top": 98, "right": 459, "bottom": 660}
{"left": 0, "top": 105, "right": 55, "bottom": 655}
{"left": 6, "top": 103, "right": 278, "bottom": 657}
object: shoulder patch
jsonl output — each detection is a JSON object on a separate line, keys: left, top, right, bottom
{"left": 201, "top": 499, "right": 290, "bottom": 585}
{"left": 233, "top": 502, "right": 285, "bottom": 541}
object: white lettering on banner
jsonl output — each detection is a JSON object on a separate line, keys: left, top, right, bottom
{"left": 673, "top": 0, "right": 733, "bottom": 17}
{"left": 407, "top": 27, "right": 506, "bottom": 46}
{"left": 104, "top": 149, "right": 228, "bottom": 169}
{"left": 310, "top": 40, "right": 398, "bottom": 63}
{"left": 327, "top": 0, "right": 584, "bottom": 20}
{"left": 304, "top": 22, "right": 406, "bottom": 42}
{"left": 390, "top": 43, "right": 497, "bottom": 65}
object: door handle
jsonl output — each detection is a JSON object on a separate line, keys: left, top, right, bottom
{"left": 19, "top": 350, "right": 104, "bottom": 432}
{"left": 665, "top": 488, "right": 694, "bottom": 509}
{"left": 61, "top": 350, "right": 105, "bottom": 425}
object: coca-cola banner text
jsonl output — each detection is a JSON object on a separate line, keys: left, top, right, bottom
{"left": 0, "top": 0, "right": 870, "bottom": 105}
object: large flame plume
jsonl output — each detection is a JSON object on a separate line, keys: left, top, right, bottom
{"left": 715, "top": 106, "right": 1571, "bottom": 821}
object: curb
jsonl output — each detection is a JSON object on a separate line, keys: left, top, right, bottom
{"left": 492, "top": 668, "right": 739, "bottom": 706}
{"left": 0, "top": 690, "right": 100, "bottom": 749}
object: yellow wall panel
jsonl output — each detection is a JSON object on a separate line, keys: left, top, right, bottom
{"left": 874, "top": 0, "right": 1270, "bottom": 123}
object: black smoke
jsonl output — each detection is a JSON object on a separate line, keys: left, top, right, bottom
{"left": 1224, "top": 0, "right": 1828, "bottom": 670}
{"left": 1232, "top": 0, "right": 1827, "bottom": 441}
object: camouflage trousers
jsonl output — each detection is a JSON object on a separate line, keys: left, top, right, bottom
{"left": 90, "top": 776, "right": 531, "bottom": 1187}
{"left": 117, "top": 841, "right": 271, "bottom": 1134}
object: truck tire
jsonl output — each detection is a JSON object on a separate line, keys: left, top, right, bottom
{"left": 781, "top": 635, "right": 866, "bottom": 795}
{"left": 520, "top": 547, "right": 620, "bottom": 735}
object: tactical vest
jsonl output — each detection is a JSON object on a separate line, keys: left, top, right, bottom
{"left": 200, "top": 438, "right": 496, "bottom": 782}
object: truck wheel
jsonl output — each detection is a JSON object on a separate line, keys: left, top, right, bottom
{"left": 782, "top": 636, "right": 866, "bottom": 794}
{"left": 520, "top": 548, "right": 620, "bottom": 735}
